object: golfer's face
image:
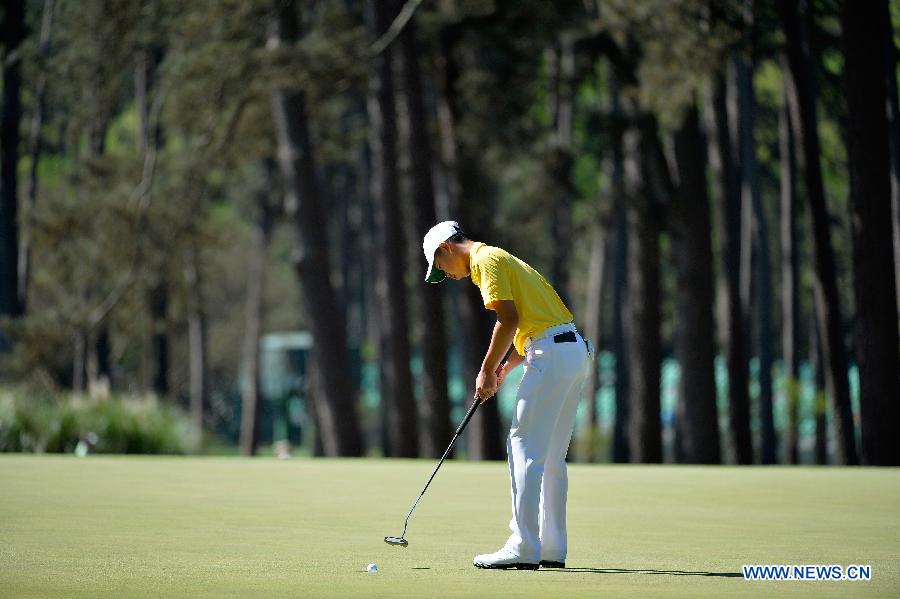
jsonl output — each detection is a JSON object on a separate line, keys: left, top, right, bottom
{"left": 435, "top": 246, "right": 467, "bottom": 280}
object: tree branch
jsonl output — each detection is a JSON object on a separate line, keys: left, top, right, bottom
{"left": 369, "top": 0, "right": 425, "bottom": 56}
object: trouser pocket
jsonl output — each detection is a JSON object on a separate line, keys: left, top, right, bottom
{"left": 524, "top": 345, "right": 548, "bottom": 373}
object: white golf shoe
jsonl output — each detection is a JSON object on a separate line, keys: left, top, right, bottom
{"left": 473, "top": 547, "right": 539, "bottom": 570}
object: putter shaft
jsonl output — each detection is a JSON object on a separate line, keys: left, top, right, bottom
{"left": 394, "top": 396, "right": 480, "bottom": 540}
{"left": 385, "top": 346, "right": 514, "bottom": 546}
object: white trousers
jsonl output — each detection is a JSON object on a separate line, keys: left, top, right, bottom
{"left": 504, "top": 324, "right": 590, "bottom": 562}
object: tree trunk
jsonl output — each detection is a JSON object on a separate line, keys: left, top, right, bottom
{"left": 136, "top": 47, "right": 152, "bottom": 154}
{"left": 603, "top": 73, "right": 630, "bottom": 465}
{"left": 752, "top": 179, "right": 776, "bottom": 465}
{"left": 355, "top": 144, "right": 373, "bottom": 335}
{"left": 777, "top": 0, "right": 858, "bottom": 464}
{"left": 17, "top": 0, "right": 55, "bottom": 313}
{"left": 672, "top": 104, "right": 721, "bottom": 464}
{"left": 706, "top": 73, "right": 753, "bottom": 464}
{"left": 730, "top": 66, "right": 755, "bottom": 420}
{"left": 622, "top": 113, "right": 663, "bottom": 464}
{"left": 185, "top": 216, "right": 208, "bottom": 430}
{"left": 269, "top": 0, "right": 363, "bottom": 456}
{"left": 87, "top": 113, "right": 111, "bottom": 390}
{"left": 437, "top": 23, "right": 504, "bottom": 461}
{"left": 186, "top": 256, "right": 207, "bottom": 432}
{"left": 90, "top": 325, "right": 111, "bottom": 393}
{"left": 435, "top": 28, "right": 462, "bottom": 222}
{"left": 623, "top": 192, "right": 661, "bottom": 464}
{"left": 549, "top": 36, "right": 575, "bottom": 305}
{"left": 734, "top": 22, "right": 777, "bottom": 463}
{"left": 135, "top": 45, "right": 169, "bottom": 399}
{"left": 594, "top": 40, "right": 666, "bottom": 464}
{"left": 305, "top": 360, "right": 325, "bottom": 457}
{"left": 87, "top": 331, "right": 110, "bottom": 397}
{"left": 780, "top": 83, "right": 801, "bottom": 465}
{"left": 580, "top": 219, "right": 607, "bottom": 462}
{"left": 582, "top": 71, "right": 623, "bottom": 464}
{"left": 367, "top": 0, "right": 418, "bottom": 458}
{"left": 840, "top": 0, "right": 900, "bottom": 465}
{"left": 239, "top": 176, "right": 274, "bottom": 457}
{"left": 884, "top": 4, "right": 900, "bottom": 319}
{"left": 397, "top": 8, "right": 450, "bottom": 458}
{"left": 149, "top": 283, "right": 169, "bottom": 396}
{"left": 72, "top": 332, "right": 86, "bottom": 392}
{"left": 811, "top": 313, "right": 828, "bottom": 465}
{"left": 0, "top": 0, "right": 25, "bottom": 339}
{"left": 335, "top": 162, "right": 357, "bottom": 344}
{"left": 611, "top": 204, "right": 630, "bottom": 464}
{"left": 356, "top": 123, "right": 380, "bottom": 446}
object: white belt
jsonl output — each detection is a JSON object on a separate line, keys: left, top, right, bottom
{"left": 524, "top": 322, "right": 578, "bottom": 350}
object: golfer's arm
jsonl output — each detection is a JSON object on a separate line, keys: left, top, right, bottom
{"left": 481, "top": 300, "right": 519, "bottom": 374}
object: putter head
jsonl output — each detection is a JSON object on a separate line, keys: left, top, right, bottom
{"left": 384, "top": 536, "right": 408, "bottom": 547}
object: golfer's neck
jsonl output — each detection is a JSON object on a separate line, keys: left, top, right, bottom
{"left": 459, "top": 240, "right": 476, "bottom": 274}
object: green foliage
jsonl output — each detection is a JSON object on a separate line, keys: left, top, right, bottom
{"left": 600, "top": 0, "right": 742, "bottom": 127}
{"left": 2, "top": 0, "right": 877, "bottom": 456}
{"left": 0, "top": 390, "right": 201, "bottom": 454}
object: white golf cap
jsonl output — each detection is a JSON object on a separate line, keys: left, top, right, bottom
{"left": 422, "top": 220, "right": 462, "bottom": 283}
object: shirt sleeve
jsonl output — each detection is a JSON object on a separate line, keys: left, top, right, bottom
{"left": 478, "top": 251, "right": 514, "bottom": 307}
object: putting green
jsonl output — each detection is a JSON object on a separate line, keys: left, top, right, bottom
{"left": 1, "top": 455, "right": 898, "bottom": 597}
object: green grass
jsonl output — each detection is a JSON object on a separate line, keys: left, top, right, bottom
{"left": 1, "top": 456, "right": 898, "bottom": 597}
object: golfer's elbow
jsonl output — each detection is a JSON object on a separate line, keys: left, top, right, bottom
{"left": 493, "top": 300, "right": 519, "bottom": 328}
{"left": 501, "top": 314, "right": 519, "bottom": 328}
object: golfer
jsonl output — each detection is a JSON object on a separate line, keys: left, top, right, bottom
{"left": 422, "top": 220, "right": 592, "bottom": 570}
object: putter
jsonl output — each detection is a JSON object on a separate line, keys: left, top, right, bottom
{"left": 385, "top": 346, "right": 514, "bottom": 548}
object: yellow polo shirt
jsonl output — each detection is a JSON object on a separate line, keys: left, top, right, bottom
{"left": 469, "top": 242, "right": 573, "bottom": 356}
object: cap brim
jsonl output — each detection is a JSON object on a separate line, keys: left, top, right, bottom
{"left": 425, "top": 263, "right": 446, "bottom": 283}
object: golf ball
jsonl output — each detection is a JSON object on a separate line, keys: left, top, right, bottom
{"left": 367, "top": 563, "right": 378, "bottom": 574}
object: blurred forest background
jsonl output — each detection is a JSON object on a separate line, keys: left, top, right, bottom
{"left": 0, "top": 0, "right": 898, "bottom": 465}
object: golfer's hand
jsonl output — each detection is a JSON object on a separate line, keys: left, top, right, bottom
{"left": 497, "top": 352, "right": 524, "bottom": 387}
{"left": 476, "top": 369, "right": 498, "bottom": 401}
{"left": 496, "top": 364, "right": 509, "bottom": 388}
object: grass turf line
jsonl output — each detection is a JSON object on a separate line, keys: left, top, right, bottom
{"left": 1, "top": 455, "right": 898, "bottom": 597}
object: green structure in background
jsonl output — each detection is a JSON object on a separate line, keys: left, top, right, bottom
{"left": 484, "top": 351, "right": 858, "bottom": 464}
{"left": 259, "top": 332, "right": 313, "bottom": 450}
{"left": 257, "top": 333, "right": 858, "bottom": 463}
{"left": 257, "top": 332, "right": 364, "bottom": 454}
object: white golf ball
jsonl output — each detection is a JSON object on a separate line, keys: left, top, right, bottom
{"left": 367, "top": 563, "right": 378, "bottom": 574}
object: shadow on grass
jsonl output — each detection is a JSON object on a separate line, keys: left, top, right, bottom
{"left": 542, "top": 567, "right": 743, "bottom": 578}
